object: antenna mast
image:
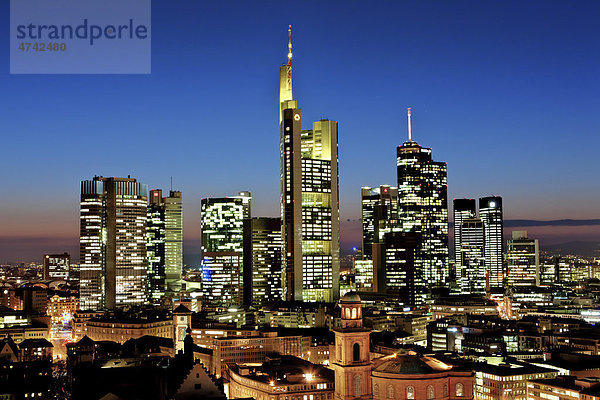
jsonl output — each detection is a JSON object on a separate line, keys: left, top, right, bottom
{"left": 287, "top": 25, "right": 292, "bottom": 65}
{"left": 408, "top": 107, "right": 412, "bottom": 141}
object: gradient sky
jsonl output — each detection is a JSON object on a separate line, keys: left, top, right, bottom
{"left": 1, "top": 1, "right": 599, "bottom": 263}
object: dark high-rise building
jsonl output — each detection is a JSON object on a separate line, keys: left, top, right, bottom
{"left": 372, "top": 232, "right": 420, "bottom": 306}
{"left": 80, "top": 176, "right": 148, "bottom": 311}
{"left": 201, "top": 192, "right": 251, "bottom": 306}
{"left": 43, "top": 252, "right": 70, "bottom": 280}
{"left": 147, "top": 189, "right": 183, "bottom": 304}
{"left": 147, "top": 190, "right": 166, "bottom": 302}
{"left": 280, "top": 27, "right": 340, "bottom": 303}
{"left": 243, "top": 217, "right": 283, "bottom": 306}
{"left": 396, "top": 109, "right": 448, "bottom": 305}
{"left": 458, "top": 218, "right": 486, "bottom": 294}
{"left": 479, "top": 196, "right": 504, "bottom": 288}
{"left": 361, "top": 185, "right": 398, "bottom": 260}
{"left": 453, "top": 199, "right": 476, "bottom": 269}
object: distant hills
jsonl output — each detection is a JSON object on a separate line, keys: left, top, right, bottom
{"left": 542, "top": 241, "right": 600, "bottom": 257}
{"left": 448, "top": 219, "right": 600, "bottom": 228}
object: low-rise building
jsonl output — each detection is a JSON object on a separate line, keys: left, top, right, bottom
{"left": 210, "top": 331, "right": 311, "bottom": 377}
{"left": 227, "top": 355, "right": 334, "bottom": 400}
{"left": 73, "top": 310, "right": 172, "bottom": 343}
{"left": 47, "top": 294, "right": 78, "bottom": 326}
{"left": 528, "top": 376, "right": 600, "bottom": 400}
{"left": 473, "top": 357, "right": 558, "bottom": 400}
{"left": 431, "top": 295, "right": 498, "bottom": 319}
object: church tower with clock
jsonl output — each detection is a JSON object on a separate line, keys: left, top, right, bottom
{"left": 333, "top": 292, "right": 372, "bottom": 399}
{"left": 173, "top": 303, "right": 192, "bottom": 355}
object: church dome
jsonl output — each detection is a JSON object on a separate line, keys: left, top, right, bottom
{"left": 340, "top": 291, "right": 361, "bottom": 304}
{"left": 373, "top": 353, "right": 453, "bottom": 376}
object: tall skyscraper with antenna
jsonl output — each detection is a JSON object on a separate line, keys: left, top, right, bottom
{"left": 396, "top": 109, "right": 448, "bottom": 306}
{"left": 280, "top": 26, "right": 340, "bottom": 302}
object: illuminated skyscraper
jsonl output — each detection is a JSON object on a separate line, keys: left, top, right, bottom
{"left": 243, "top": 217, "right": 283, "bottom": 306}
{"left": 147, "top": 189, "right": 183, "bottom": 303}
{"left": 280, "top": 27, "right": 340, "bottom": 302}
{"left": 396, "top": 109, "right": 448, "bottom": 305}
{"left": 201, "top": 192, "right": 251, "bottom": 306}
{"left": 164, "top": 190, "right": 183, "bottom": 282}
{"left": 80, "top": 176, "right": 148, "bottom": 311}
{"left": 479, "top": 196, "right": 504, "bottom": 288}
{"left": 506, "top": 230, "right": 539, "bottom": 287}
{"left": 458, "top": 218, "right": 486, "bottom": 294}
{"left": 453, "top": 198, "right": 476, "bottom": 269}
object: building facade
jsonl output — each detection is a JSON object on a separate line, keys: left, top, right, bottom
{"left": 201, "top": 193, "right": 251, "bottom": 306}
{"left": 361, "top": 186, "right": 399, "bottom": 260}
{"left": 80, "top": 176, "right": 148, "bottom": 310}
{"left": 479, "top": 196, "right": 504, "bottom": 289}
{"left": 453, "top": 198, "right": 476, "bottom": 274}
{"left": 507, "top": 231, "right": 539, "bottom": 287}
{"left": 147, "top": 189, "right": 183, "bottom": 303}
{"left": 243, "top": 217, "right": 283, "bottom": 306}
{"left": 458, "top": 218, "right": 486, "bottom": 294}
{"left": 43, "top": 253, "right": 70, "bottom": 280}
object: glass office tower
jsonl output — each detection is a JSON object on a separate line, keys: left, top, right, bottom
{"left": 147, "top": 189, "right": 183, "bottom": 302}
{"left": 453, "top": 198, "right": 476, "bottom": 270}
{"left": 243, "top": 217, "right": 283, "bottom": 306}
{"left": 458, "top": 218, "right": 486, "bottom": 294}
{"left": 201, "top": 192, "right": 250, "bottom": 306}
{"left": 396, "top": 121, "right": 449, "bottom": 305}
{"left": 507, "top": 230, "right": 539, "bottom": 287}
{"left": 479, "top": 196, "right": 504, "bottom": 288}
{"left": 80, "top": 176, "right": 148, "bottom": 310}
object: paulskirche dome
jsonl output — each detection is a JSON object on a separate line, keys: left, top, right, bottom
{"left": 340, "top": 291, "right": 361, "bottom": 303}
{"left": 373, "top": 352, "right": 453, "bottom": 376}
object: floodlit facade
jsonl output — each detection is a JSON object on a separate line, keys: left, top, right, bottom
{"left": 479, "top": 196, "right": 504, "bottom": 289}
{"left": 243, "top": 217, "right": 283, "bottom": 306}
{"left": 507, "top": 230, "right": 539, "bottom": 287}
{"left": 43, "top": 253, "right": 70, "bottom": 280}
{"left": 396, "top": 111, "right": 448, "bottom": 305}
{"left": 80, "top": 176, "right": 148, "bottom": 311}
{"left": 201, "top": 193, "right": 250, "bottom": 306}
{"left": 280, "top": 27, "right": 340, "bottom": 303}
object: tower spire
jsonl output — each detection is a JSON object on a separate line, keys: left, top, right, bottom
{"left": 287, "top": 24, "right": 292, "bottom": 65}
{"left": 408, "top": 107, "right": 412, "bottom": 141}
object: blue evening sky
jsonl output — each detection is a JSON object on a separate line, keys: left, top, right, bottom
{"left": 0, "top": 1, "right": 598, "bottom": 261}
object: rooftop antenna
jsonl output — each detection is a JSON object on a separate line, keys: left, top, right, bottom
{"left": 407, "top": 107, "right": 412, "bottom": 141}
{"left": 287, "top": 25, "right": 292, "bottom": 65}
{"left": 170, "top": 176, "right": 173, "bottom": 191}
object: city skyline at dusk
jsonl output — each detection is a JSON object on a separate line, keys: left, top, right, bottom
{"left": 1, "top": 1, "right": 599, "bottom": 262}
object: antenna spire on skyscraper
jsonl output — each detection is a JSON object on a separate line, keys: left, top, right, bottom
{"left": 288, "top": 24, "right": 293, "bottom": 65}
{"left": 408, "top": 107, "right": 412, "bottom": 141}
